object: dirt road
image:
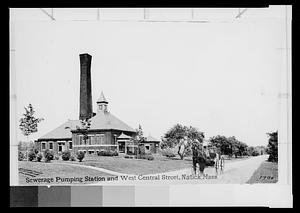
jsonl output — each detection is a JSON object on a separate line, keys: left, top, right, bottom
{"left": 156, "top": 155, "right": 269, "bottom": 184}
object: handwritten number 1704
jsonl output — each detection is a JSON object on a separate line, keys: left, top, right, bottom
{"left": 259, "top": 176, "right": 274, "bottom": 180}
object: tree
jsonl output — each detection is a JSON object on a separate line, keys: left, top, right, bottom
{"left": 247, "top": 146, "right": 260, "bottom": 156}
{"left": 227, "top": 136, "right": 238, "bottom": 157}
{"left": 162, "top": 124, "right": 204, "bottom": 160}
{"left": 187, "top": 126, "right": 204, "bottom": 143}
{"left": 236, "top": 141, "right": 248, "bottom": 156}
{"left": 134, "top": 124, "right": 146, "bottom": 156}
{"left": 163, "top": 124, "right": 187, "bottom": 159}
{"left": 266, "top": 131, "right": 278, "bottom": 162}
{"left": 19, "top": 104, "right": 44, "bottom": 139}
{"left": 227, "top": 137, "right": 248, "bottom": 158}
{"left": 185, "top": 126, "right": 205, "bottom": 156}
{"left": 135, "top": 124, "right": 145, "bottom": 142}
{"left": 209, "top": 135, "right": 231, "bottom": 155}
{"left": 78, "top": 118, "right": 91, "bottom": 145}
{"left": 210, "top": 135, "right": 248, "bottom": 157}
{"left": 160, "top": 137, "right": 175, "bottom": 149}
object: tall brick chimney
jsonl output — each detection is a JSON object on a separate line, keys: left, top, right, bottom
{"left": 79, "top": 53, "right": 93, "bottom": 120}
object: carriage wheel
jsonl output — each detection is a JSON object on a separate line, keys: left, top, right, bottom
{"left": 215, "top": 159, "right": 219, "bottom": 173}
{"left": 220, "top": 157, "right": 225, "bottom": 171}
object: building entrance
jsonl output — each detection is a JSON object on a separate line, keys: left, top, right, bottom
{"left": 58, "top": 142, "right": 65, "bottom": 152}
{"left": 118, "top": 142, "right": 125, "bottom": 153}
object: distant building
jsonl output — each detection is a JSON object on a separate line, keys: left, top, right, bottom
{"left": 142, "top": 135, "right": 160, "bottom": 153}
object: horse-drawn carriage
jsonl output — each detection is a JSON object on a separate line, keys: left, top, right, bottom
{"left": 192, "top": 140, "right": 225, "bottom": 175}
{"left": 206, "top": 147, "right": 225, "bottom": 174}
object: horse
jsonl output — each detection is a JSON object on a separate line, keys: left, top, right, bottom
{"left": 192, "top": 142, "right": 207, "bottom": 176}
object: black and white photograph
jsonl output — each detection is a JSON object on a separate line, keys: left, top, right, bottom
{"left": 9, "top": 7, "right": 292, "bottom": 198}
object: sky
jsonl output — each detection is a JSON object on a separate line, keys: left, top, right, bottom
{"left": 10, "top": 7, "right": 290, "bottom": 147}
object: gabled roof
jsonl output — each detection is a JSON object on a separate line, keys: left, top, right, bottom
{"left": 38, "top": 120, "right": 81, "bottom": 140}
{"left": 89, "top": 110, "right": 135, "bottom": 132}
{"left": 97, "top": 91, "right": 108, "bottom": 103}
{"left": 38, "top": 109, "right": 135, "bottom": 141}
{"left": 117, "top": 132, "right": 132, "bottom": 139}
{"left": 145, "top": 135, "right": 160, "bottom": 142}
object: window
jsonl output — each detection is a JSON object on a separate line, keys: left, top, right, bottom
{"left": 69, "top": 141, "right": 72, "bottom": 150}
{"left": 145, "top": 145, "right": 150, "bottom": 150}
{"left": 100, "top": 134, "right": 105, "bottom": 144}
{"left": 91, "top": 136, "right": 97, "bottom": 145}
{"left": 88, "top": 136, "right": 92, "bottom": 145}
{"left": 79, "top": 135, "right": 83, "bottom": 145}
{"left": 49, "top": 142, "right": 53, "bottom": 150}
{"left": 41, "top": 142, "right": 46, "bottom": 150}
{"left": 74, "top": 135, "right": 78, "bottom": 145}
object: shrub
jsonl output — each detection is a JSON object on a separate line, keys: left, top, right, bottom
{"left": 28, "top": 151, "right": 36, "bottom": 161}
{"left": 113, "top": 150, "right": 119, "bottom": 156}
{"left": 44, "top": 149, "right": 54, "bottom": 162}
{"left": 165, "top": 153, "right": 176, "bottom": 158}
{"left": 251, "top": 150, "right": 260, "bottom": 156}
{"left": 137, "top": 145, "right": 146, "bottom": 155}
{"left": 137, "top": 153, "right": 154, "bottom": 160}
{"left": 18, "top": 152, "right": 24, "bottom": 161}
{"left": 267, "top": 131, "right": 278, "bottom": 162}
{"left": 70, "top": 156, "right": 76, "bottom": 161}
{"left": 145, "top": 155, "right": 154, "bottom": 160}
{"left": 62, "top": 150, "right": 71, "bottom": 161}
{"left": 127, "top": 150, "right": 136, "bottom": 155}
{"left": 33, "top": 148, "right": 39, "bottom": 154}
{"left": 161, "top": 149, "right": 176, "bottom": 158}
{"left": 36, "top": 153, "right": 43, "bottom": 162}
{"left": 76, "top": 151, "right": 85, "bottom": 162}
{"left": 97, "top": 150, "right": 118, "bottom": 157}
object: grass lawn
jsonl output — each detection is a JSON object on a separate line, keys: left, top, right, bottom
{"left": 18, "top": 161, "right": 111, "bottom": 185}
{"left": 65, "top": 154, "right": 192, "bottom": 175}
{"left": 246, "top": 160, "right": 278, "bottom": 184}
{"left": 63, "top": 154, "right": 251, "bottom": 175}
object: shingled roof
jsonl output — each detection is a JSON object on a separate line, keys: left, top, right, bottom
{"left": 145, "top": 135, "right": 160, "bottom": 142}
{"left": 144, "top": 135, "right": 160, "bottom": 143}
{"left": 38, "top": 110, "right": 135, "bottom": 141}
{"left": 89, "top": 110, "right": 135, "bottom": 132}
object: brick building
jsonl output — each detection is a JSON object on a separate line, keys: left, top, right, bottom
{"left": 35, "top": 53, "right": 137, "bottom": 155}
{"left": 35, "top": 91, "right": 137, "bottom": 155}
